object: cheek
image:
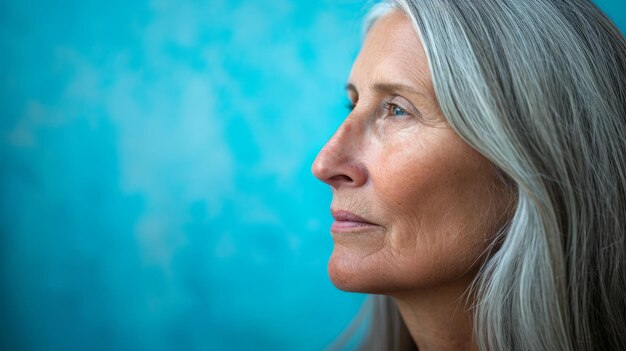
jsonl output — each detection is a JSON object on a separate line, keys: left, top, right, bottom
{"left": 374, "top": 136, "right": 459, "bottom": 245}
{"left": 372, "top": 134, "right": 503, "bottom": 285}
{"left": 374, "top": 130, "right": 461, "bottom": 206}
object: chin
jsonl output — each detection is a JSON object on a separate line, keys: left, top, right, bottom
{"left": 327, "top": 248, "right": 400, "bottom": 294}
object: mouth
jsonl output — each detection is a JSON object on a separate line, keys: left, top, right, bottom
{"left": 330, "top": 209, "right": 381, "bottom": 233}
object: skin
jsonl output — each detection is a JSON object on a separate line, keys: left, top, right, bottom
{"left": 311, "top": 10, "right": 514, "bottom": 351}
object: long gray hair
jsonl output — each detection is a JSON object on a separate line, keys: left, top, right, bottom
{"left": 337, "top": 0, "right": 626, "bottom": 350}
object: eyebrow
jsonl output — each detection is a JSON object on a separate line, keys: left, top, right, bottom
{"left": 345, "top": 82, "right": 425, "bottom": 98}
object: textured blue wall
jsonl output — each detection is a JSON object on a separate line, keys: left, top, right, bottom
{"left": 1, "top": 1, "right": 624, "bottom": 350}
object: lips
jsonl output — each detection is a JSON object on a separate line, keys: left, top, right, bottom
{"left": 330, "top": 209, "right": 381, "bottom": 232}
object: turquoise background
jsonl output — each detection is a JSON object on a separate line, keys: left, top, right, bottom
{"left": 1, "top": 1, "right": 623, "bottom": 350}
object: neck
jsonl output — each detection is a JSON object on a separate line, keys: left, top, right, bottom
{"left": 391, "top": 278, "right": 479, "bottom": 351}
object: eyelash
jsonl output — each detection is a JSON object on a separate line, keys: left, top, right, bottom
{"left": 345, "top": 97, "right": 418, "bottom": 120}
{"left": 381, "top": 100, "right": 410, "bottom": 119}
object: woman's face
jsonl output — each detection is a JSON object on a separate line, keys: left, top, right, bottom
{"left": 312, "top": 10, "right": 513, "bottom": 295}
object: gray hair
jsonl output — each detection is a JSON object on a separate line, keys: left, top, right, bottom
{"left": 335, "top": 0, "right": 626, "bottom": 350}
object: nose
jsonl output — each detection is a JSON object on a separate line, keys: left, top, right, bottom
{"left": 311, "top": 120, "right": 368, "bottom": 190}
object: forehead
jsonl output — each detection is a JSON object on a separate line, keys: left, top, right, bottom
{"left": 350, "top": 10, "right": 431, "bottom": 92}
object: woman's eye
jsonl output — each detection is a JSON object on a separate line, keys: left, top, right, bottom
{"left": 383, "top": 101, "right": 411, "bottom": 118}
{"left": 391, "top": 105, "right": 408, "bottom": 117}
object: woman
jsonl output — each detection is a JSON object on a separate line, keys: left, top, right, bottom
{"left": 312, "top": 0, "right": 626, "bottom": 350}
